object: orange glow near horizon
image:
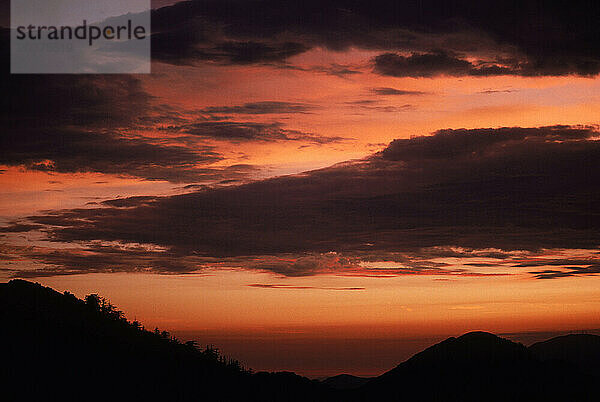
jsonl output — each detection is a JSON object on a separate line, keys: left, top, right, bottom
{"left": 29, "top": 268, "right": 600, "bottom": 376}
{"left": 33, "top": 269, "right": 600, "bottom": 335}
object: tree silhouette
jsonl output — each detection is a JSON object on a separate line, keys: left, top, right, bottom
{"left": 5, "top": 280, "right": 597, "bottom": 402}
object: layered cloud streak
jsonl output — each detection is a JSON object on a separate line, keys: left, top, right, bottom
{"left": 150, "top": 1, "right": 600, "bottom": 77}
{"left": 5, "top": 125, "right": 600, "bottom": 279}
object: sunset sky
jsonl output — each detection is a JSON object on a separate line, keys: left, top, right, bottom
{"left": 1, "top": 0, "right": 600, "bottom": 377}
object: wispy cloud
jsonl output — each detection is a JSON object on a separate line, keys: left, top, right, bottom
{"left": 248, "top": 284, "right": 365, "bottom": 290}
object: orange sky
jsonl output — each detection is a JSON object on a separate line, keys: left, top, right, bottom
{"left": 32, "top": 267, "right": 600, "bottom": 376}
{"left": 2, "top": 39, "right": 600, "bottom": 376}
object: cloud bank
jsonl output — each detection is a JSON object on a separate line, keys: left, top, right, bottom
{"left": 5, "top": 125, "right": 600, "bottom": 279}
{"left": 150, "top": 1, "right": 600, "bottom": 76}
{"left": 0, "top": 30, "right": 342, "bottom": 182}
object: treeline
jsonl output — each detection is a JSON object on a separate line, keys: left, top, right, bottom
{"left": 80, "top": 291, "right": 246, "bottom": 374}
{"left": 5, "top": 280, "right": 599, "bottom": 401}
{"left": 1, "top": 280, "right": 332, "bottom": 402}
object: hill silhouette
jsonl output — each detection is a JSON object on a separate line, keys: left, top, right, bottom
{"left": 530, "top": 334, "right": 600, "bottom": 377}
{"left": 0, "top": 280, "right": 331, "bottom": 402}
{"left": 355, "top": 331, "right": 598, "bottom": 401}
{"left": 321, "top": 374, "right": 371, "bottom": 390}
{"left": 2, "top": 280, "right": 598, "bottom": 401}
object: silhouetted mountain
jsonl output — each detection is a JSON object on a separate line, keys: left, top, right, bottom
{"left": 0, "top": 280, "right": 332, "bottom": 402}
{"left": 530, "top": 334, "right": 600, "bottom": 377}
{"left": 354, "top": 331, "right": 598, "bottom": 401}
{"left": 321, "top": 374, "right": 371, "bottom": 390}
{"left": 2, "top": 280, "right": 599, "bottom": 402}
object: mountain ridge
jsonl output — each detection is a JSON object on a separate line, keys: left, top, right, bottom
{"left": 2, "top": 279, "right": 598, "bottom": 401}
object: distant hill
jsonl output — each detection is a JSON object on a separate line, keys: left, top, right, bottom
{"left": 321, "top": 374, "right": 371, "bottom": 390}
{"left": 355, "top": 331, "right": 598, "bottom": 401}
{"left": 529, "top": 333, "right": 600, "bottom": 376}
{"left": 0, "top": 280, "right": 331, "bottom": 402}
{"left": 2, "top": 280, "right": 599, "bottom": 402}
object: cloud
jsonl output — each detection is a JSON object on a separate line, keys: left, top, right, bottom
{"left": 149, "top": 1, "right": 600, "bottom": 76}
{"left": 167, "top": 121, "right": 349, "bottom": 143}
{"left": 514, "top": 257, "right": 600, "bottom": 279}
{"left": 478, "top": 89, "right": 518, "bottom": 94}
{"left": 211, "top": 41, "right": 310, "bottom": 64}
{"left": 11, "top": 125, "right": 600, "bottom": 278}
{"left": 248, "top": 284, "right": 365, "bottom": 290}
{"left": 7, "top": 244, "right": 207, "bottom": 278}
{"left": 370, "top": 87, "right": 428, "bottom": 96}
{"left": 0, "top": 45, "right": 259, "bottom": 183}
{"left": 0, "top": 34, "right": 323, "bottom": 182}
{"left": 373, "top": 51, "right": 517, "bottom": 78}
{"left": 344, "top": 99, "right": 413, "bottom": 113}
{"left": 3, "top": 2, "right": 600, "bottom": 76}
{"left": 153, "top": 38, "right": 310, "bottom": 65}
{"left": 1, "top": 73, "right": 151, "bottom": 129}
{"left": 0, "top": 223, "right": 43, "bottom": 233}
{"left": 200, "top": 101, "right": 316, "bottom": 115}
{"left": 0, "top": 126, "right": 232, "bottom": 182}
{"left": 530, "top": 265, "right": 600, "bottom": 279}
{"left": 278, "top": 63, "right": 364, "bottom": 77}
{"left": 380, "top": 126, "right": 596, "bottom": 161}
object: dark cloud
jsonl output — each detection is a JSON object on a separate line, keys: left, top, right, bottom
{"left": 149, "top": 1, "right": 600, "bottom": 76}
{"left": 150, "top": 0, "right": 316, "bottom": 65}
{"left": 381, "top": 126, "right": 596, "bottom": 161}
{"left": 1, "top": 26, "right": 342, "bottom": 179}
{"left": 514, "top": 258, "right": 600, "bottom": 268}
{"left": 0, "top": 39, "right": 254, "bottom": 183}
{"left": 478, "top": 89, "right": 518, "bottom": 94}
{"left": 1, "top": 74, "right": 151, "bottom": 129}
{"left": 278, "top": 63, "right": 363, "bottom": 77}
{"left": 248, "top": 284, "right": 365, "bottom": 290}
{"left": 512, "top": 257, "right": 600, "bottom": 279}
{"left": 169, "top": 121, "right": 349, "bottom": 143}
{"left": 370, "top": 87, "right": 428, "bottom": 96}
{"left": 373, "top": 51, "right": 516, "bottom": 78}
{"left": 0, "top": 125, "right": 231, "bottom": 182}
{"left": 3, "top": 1, "right": 600, "bottom": 75}
{"left": 0, "top": 223, "right": 43, "bottom": 233}
{"left": 344, "top": 99, "right": 413, "bottom": 113}
{"left": 152, "top": 0, "right": 185, "bottom": 9}
{"left": 0, "top": 32, "right": 307, "bottom": 183}
{"left": 212, "top": 41, "right": 310, "bottom": 64}
{"left": 308, "top": 64, "right": 363, "bottom": 77}
{"left": 530, "top": 265, "right": 600, "bottom": 280}
{"left": 201, "top": 101, "right": 315, "bottom": 115}
{"left": 154, "top": 38, "right": 310, "bottom": 65}
{"left": 7, "top": 244, "right": 207, "bottom": 278}
{"left": 101, "top": 196, "right": 159, "bottom": 208}
{"left": 12, "top": 125, "right": 600, "bottom": 278}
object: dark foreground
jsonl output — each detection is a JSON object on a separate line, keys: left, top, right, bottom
{"left": 1, "top": 280, "right": 598, "bottom": 401}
